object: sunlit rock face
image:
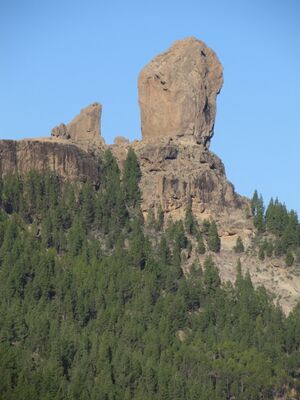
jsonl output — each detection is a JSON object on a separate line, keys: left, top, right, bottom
{"left": 138, "top": 37, "right": 223, "bottom": 147}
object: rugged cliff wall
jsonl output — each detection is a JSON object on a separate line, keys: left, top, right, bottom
{"left": 0, "top": 37, "right": 299, "bottom": 313}
{"left": 0, "top": 37, "right": 245, "bottom": 220}
{"left": 111, "top": 137, "right": 247, "bottom": 222}
{"left": 0, "top": 139, "right": 101, "bottom": 184}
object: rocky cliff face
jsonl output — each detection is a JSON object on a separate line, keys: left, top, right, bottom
{"left": 0, "top": 139, "right": 101, "bottom": 184}
{"left": 138, "top": 37, "right": 223, "bottom": 146}
{"left": 1, "top": 37, "right": 299, "bottom": 312}
{"left": 0, "top": 37, "right": 246, "bottom": 227}
{"left": 51, "top": 102, "right": 104, "bottom": 152}
{"left": 0, "top": 102, "right": 104, "bottom": 183}
{"left": 112, "top": 137, "right": 246, "bottom": 221}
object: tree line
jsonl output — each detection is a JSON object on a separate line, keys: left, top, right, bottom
{"left": 0, "top": 150, "right": 299, "bottom": 399}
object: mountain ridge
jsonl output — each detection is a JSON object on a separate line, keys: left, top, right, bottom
{"left": 0, "top": 37, "right": 299, "bottom": 314}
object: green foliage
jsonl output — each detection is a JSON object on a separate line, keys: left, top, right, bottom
{"left": 251, "top": 189, "right": 259, "bottom": 216}
{"left": 274, "top": 239, "right": 284, "bottom": 257}
{"left": 207, "top": 220, "right": 221, "bottom": 253}
{"left": 196, "top": 234, "right": 206, "bottom": 255}
{"left": 184, "top": 202, "right": 197, "bottom": 235}
{"left": 234, "top": 236, "right": 244, "bottom": 253}
{"left": 265, "top": 198, "right": 288, "bottom": 236}
{"left": 97, "top": 149, "right": 127, "bottom": 235}
{"left": 202, "top": 218, "right": 211, "bottom": 234}
{"left": 251, "top": 190, "right": 265, "bottom": 233}
{"left": 122, "top": 147, "right": 141, "bottom": 209}
{"left": 203, "top": 255, "right": 221, "bottom": 295}
{"left": 80, "top": 182, "right": 95, "bottom": 225}
{"left": 252, "top": 192, "right": 300, "bottom": 260}
{"left": 258, "top": 244, "right": 265, "bottom": 260}
{"left": 285, "top": 250, "right": 294, "bottom": 267}
{"left": 0, "top": 167, "right": 299, "bottom": 399}
{"left": 146, "top": 208, "right": 156, "bottom": 230}
{"left": 156, "top": 204, "right": 164, "bottom": 231}
{"left": 265, "top": 240, "right": 274, "bottom": 257}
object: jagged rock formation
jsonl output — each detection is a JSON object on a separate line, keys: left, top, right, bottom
{"left": 0, "top": 103, "right": 104, "bottom": 182}
{"left": 114, "top": 136, "right": 130, "bottom": 146}
{"left": 51, "top": 103, "right": 104, "bottom": 151}
{"left": 0, "top": 139, "right": 101, "bottom": 184}
{"left": 112, "top": 137, "right": 246, "bottom": 220}
{"left": 0, "top": 37, "right": 299, "bottom": 313}
{"left": 138, "top": 37, "right": 223, "bottom": 146}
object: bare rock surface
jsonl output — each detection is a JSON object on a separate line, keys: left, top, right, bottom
{"left": 0, "top": 139, "right": 101, "bottom": 184}
{"left": 111, "top": 137, "right": 249, "bottom": 224}
{"left": 114, "top": 136, "right": 130, "bottom": 146}
{"left": 51, "top": 103, "right": 104, "bottom": 151}
{"left": 138, "top": 37, "right": 223, "bottom": 146}
{"left": 1, "top": 36, "right": 299, "bottom": 314}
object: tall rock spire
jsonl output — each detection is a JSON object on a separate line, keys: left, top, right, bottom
{"left": 138, "top": 37, "right": 223, "bottom": 147}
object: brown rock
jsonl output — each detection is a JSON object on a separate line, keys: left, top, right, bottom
{"left": 138, "top": 37, "right": 223, "bottom": 146}
{"left": 114, "top": 136, "right": 130, "bottom": 146}
{"left": 0, "top": 139, "right": 101, "bottom": 184}
{"left": 51, "top": 123, "right": 69, "bottom": 139}
{"left": 111, "top": 137, "right": 247, "bottom": 224}
{"left": 51, "top": 103, "right": 103, "bottom": 148}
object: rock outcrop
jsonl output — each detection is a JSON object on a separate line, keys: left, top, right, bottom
{"left": 51, "top": 103, "right": 104, "bottom": 151}
{"left": 0, "top": 139, "right": 101, "bottom": 184}
{"left": 112, "top": 137, "right": 248, "bottom": 224}
{"left": 0, "top": 36, "right": 299, "bottom": 313}
{"left": 0, "top": 103, "right": 104, "bottom": 184}
{"left": 138, "top": 37, "right": 223, "bottom": 146}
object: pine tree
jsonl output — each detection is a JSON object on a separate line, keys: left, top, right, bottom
{"left": 258, "top": 244, "right": 265, "bottom": 260}
{"left": 281, "top": 210, "right": 299, "bottom": 251}
{"left": 203, "top": 256, "right": 221, "bottom": 294}
{"left": 122, "top": 148, "right": 141, "bottom": 209}
{"left": 80, "top": 183, "right": 95, "bottom": 225}
{"left": 265, "top": 241, "right": 274, "bottom": 257}
{"left": 234, "top": 236, "right": 244, "bottom": 253}
{"left": 197, "top": 234, "right": 206, "bottom": 255}
{"left": 158, "top": 235, "right": 171, "bottom": 266}
{"left": 253, "top": 194, "right": 265, "bottom": 233}
{"left": 68, "top": 216, "right": 86, "bottom": 257}
{"left": 41, "top": 214, "right": 53, "bottom": 248}
{"left": 146, "top": 209, "right": 156, "bottom": 230}
{"left": 207, "top": 220, "right": 220, "bottom": 253}
{"left": 129, "top": 217, "right": 148, "bottom": 269}
{"left": 156, "top": 204, "right": 164, "bottom": 231}
{"left": 202, "top": 219, "right": 211, "bottom": 234}
{"left": 265, "top": 198, "right": 288, "bottom": 236}
{"left": 184, "top": 202, "right": 197, "bottom": 235}
{"left": 285, "top": 250, "right": 294, "bottom": 267}
{"left": 274, "top": 239, "right": 284, "bottom": 257}
{"left": 251, "top": 190, "right": 259, "bottom": 216}
{"left": 189, "top": 261, "right": 202, "bottom": 278}
{"left": 98, "top": 149, "right": 127, "bottom": 232}
{"left": 235, "top": 258, "right": 243, "bottom": 288}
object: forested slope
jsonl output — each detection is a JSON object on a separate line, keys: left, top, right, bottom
{"left": 0, "top": 149, "right": 299, "bottom": 400}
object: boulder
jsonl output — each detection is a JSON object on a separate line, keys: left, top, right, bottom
{"left": 138, "top": 37, "right": 223, "bottom": 146}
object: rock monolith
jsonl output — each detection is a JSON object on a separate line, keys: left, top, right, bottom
{"left": 138, "top": 37, "right": 223, "bottom": 146}
{"left": 51, "top": 103, "right": 102, "bottom": 146}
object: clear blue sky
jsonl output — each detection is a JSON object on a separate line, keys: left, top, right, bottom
{"left": 1, "top": 0, "right": 299, "bottom": 212}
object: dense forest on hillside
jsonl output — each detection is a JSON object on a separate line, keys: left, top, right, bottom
{"left": 251, "top": 190, "right": 300, "bottom": 269}
{"left": 0, "top": 149, "right": 299, "bottom": 399}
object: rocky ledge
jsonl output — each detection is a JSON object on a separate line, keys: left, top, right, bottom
{"left": 0, "top": 139, "right": 101, "bottom": 184}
